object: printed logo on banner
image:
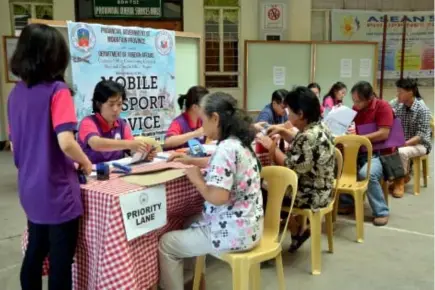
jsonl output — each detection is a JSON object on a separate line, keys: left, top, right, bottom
{"left": 340, "top": 16, "right": 360, "bottom": 38}
{"left": 155, "top": 30, "right": 173, "bottom": 55}
{"left": 71, "top": 23, "right": 96, "bottom": 53}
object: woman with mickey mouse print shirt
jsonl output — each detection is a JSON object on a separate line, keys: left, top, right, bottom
{"left": 158, "top": 92, "right": 264, "bottom": 290}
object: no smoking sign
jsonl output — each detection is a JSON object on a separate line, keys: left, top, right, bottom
{"left": 268, "top": 7, "right": 281, "bottom": 21}
{"left": 264, "top": 3, "right": 285, "bottom": 29}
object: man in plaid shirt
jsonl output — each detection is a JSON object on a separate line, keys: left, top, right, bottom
{"left": 391, "top": 78, "right": 432, "bottom": 197}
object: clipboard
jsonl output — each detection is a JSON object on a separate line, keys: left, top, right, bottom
{"left": 356, "top": 118, "right": 406, "bottom": 150}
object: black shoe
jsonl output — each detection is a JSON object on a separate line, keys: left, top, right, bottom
{"left": 288, "top": 229, "right": 311, "bottom": 253}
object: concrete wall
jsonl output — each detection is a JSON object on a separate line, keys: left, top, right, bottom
{"left": 183, "top": 0, "right": 312, "bottom": 104}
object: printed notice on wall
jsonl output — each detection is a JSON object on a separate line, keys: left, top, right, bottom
{"left": 263, "top": 3, "right": 285, "bottom": 29}
{"left": 119, "top": 185, "right": 167, "bottom": 241}
{"left": 340, "top": 59, "right": 352, "bottom": 78}
{"left": 359, "top": 58, "right": 372, "bottom": 77}
{"left": 273, "top": 66, "right": 286, "bottom": 86}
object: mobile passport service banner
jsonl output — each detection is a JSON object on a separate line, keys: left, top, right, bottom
{"left": 67, "top": 21, "right": 176, "bottom": 141}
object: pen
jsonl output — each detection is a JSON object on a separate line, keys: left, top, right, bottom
{"left": 112, "top": 162, "right": 132, "bottom": 173}
{"left": 155, "top": 155, "right": 168, "bottom": 160}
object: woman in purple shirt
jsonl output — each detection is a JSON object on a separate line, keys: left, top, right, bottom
{"left": 164, "top": 86, "right": 209, "bottom": 150}
{"left": 78, "top": 80, "right": 154, "bottom": 164}
{"left": 8, "top": 24, "right": 92, "bottom": 289}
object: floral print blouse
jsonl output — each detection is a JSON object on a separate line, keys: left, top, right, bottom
{"left": 191, "top": 137, "right": 264, "bottom": 252}
{"left": 284, "top": 121, "right": 335, "bottom": 210}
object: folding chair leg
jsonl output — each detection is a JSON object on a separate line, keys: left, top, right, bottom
{"left": 231, "top": 261, "right": 250, "bottom": 290}
{"left": 422, "top": 158, "right": 428, "bottom": 187}
{"left": 413, "top": 158, "right": 421, "bottom": 195}
{"left": 309, "top": 212, "right": 322, "bottom": 275}
{"left": 250, "top": 264, "right": 261, "bottom": 290}
{"left": 354, "top": 193, "right": 365, "bottom": 243}
{"left": 325, "top": 212, "right": 334, "bottom": 253}
{"left": 275, "top": 254, "right": 286, "bottom": 290}
{"left": 193, "top": 256, "right": 206, "bottom": 290}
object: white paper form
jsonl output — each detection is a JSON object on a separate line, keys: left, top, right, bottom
{"left": 273, "top": 66, "right": 286, "bottom": 85}
{"left": 359, "top": 58, "right": 372, "bottom": 77}
{"left": 340, "top": 59, "right": 352, "bottom": 78}
{"left": 323, "top": 106, "right": 357, "bottom": 136}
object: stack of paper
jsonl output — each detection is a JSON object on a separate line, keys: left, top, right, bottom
{"left": 323, "top": 106, "right": 357, "bottom": 136}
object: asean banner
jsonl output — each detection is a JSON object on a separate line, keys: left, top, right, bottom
{"left": 67, "top": 21, "right": 176, "bottom": 141}
{"left": 331, "top": 10, "right": 434, "bottom": 79}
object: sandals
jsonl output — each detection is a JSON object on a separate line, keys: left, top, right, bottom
{"left": 288, "top": 229, "right": 311, "bottom": 253}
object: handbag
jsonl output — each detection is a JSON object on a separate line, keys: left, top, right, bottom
{"left": 379, "top": 150, "right": 405, "bottom": 181}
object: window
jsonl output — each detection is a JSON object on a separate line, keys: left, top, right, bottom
{"left": 204, "top": 0, "right": 239, "bottom": 88}
{"left": 266, "top": 34, "right": 281, "bottom": 41}
{"left": 163, "top": 0, "right": 182, "bottom": 20}
{"left": 10, "top": 0, "right": 53, "bottom": 36}
{"left": 311, "top": 10, "right": 329, "bottom": 41}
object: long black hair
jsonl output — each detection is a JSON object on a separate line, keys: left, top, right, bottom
{"left": 92, "top": 80, "right": 127, "bottom": 113}
{"left": 395, "top": 78, "right": 423, "bottom": 100}
{"left": 307, "top": 82, "right": 321, "bottom": 94}
{"left": 177, "top": 86, "right": 209, "bottom": 110}
{"left": 10, "top": 24, "right": 70, "bottom": 88}
{"left": 201, "top": 92, "right": 255, "bottom": 149}
{"left": 323, "top": 82, "right": 347, "bottom": 104}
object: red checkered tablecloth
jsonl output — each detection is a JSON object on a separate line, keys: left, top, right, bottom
{"left": 21, "top": 154, "right": 270, "bottom": 289}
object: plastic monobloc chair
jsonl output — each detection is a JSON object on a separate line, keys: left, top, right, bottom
{"left": 192, "top": 166, "right": 298, "bottom": 290}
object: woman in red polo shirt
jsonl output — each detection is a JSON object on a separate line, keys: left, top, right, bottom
{"left": 164, "top": 86, "right": 209, "bottom": 150}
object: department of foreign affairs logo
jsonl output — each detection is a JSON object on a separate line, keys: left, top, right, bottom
{"left": 139, "top": 192, "right": 149, "bottom": 205}
{"left": 155, "top": 30, "right": 173, "bottom": 55}
{"left": 71, "top": 24, "right": 96, "bottom": 53}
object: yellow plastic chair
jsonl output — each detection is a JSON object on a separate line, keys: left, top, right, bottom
{"left": 281, "top": 148, "right": 343, "bottom": 275}
{"left": 333, "top": 135, "right": 373, "bottom": 243}
{"left": 134, "top": 136, "right": 163, "bottom": 152}
{"left": 411, "top": 155, "right": 429, "bottom": 196}
{"left": 192, "top": 166, "right": 298, "bottom": 290}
